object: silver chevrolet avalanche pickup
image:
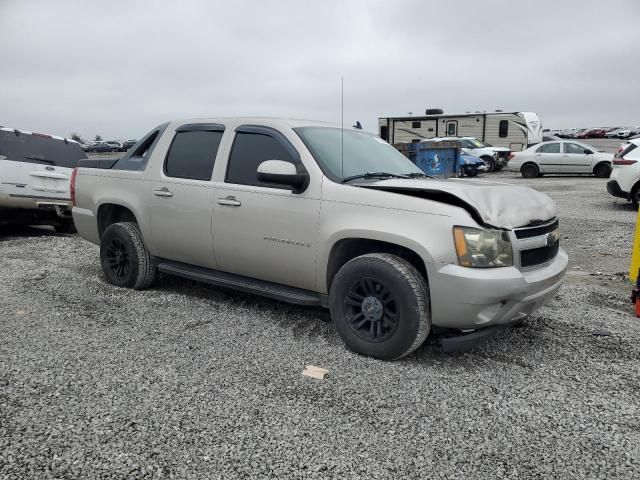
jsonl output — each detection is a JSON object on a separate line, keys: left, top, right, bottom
{"left": 72, "top": 118, "right": 567, "bottom": 360}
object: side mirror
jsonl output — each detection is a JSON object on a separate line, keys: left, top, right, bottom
{"left": 257, "top": 160, "right": 309, "bottom": 193}
{"left": 584, "top": 149, "right": 593, "bottom": 154}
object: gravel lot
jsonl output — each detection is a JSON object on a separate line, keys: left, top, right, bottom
{"left": 1, "top": 173, "right": 640, "bottom": 479}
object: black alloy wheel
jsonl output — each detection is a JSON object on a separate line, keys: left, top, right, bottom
{"left": 104, "top": 236, "right": 131, "bottom": 280}
{"left": 330, "top": 253, "right": 431, "bottom": 360}
{"left": 99, "top": 222, "right": 156, "bottom": 289}
{"left": 344, "top": 277, "right": 399, "bottom": 343}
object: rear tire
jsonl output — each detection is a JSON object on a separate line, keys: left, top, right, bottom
{"left": 100, "top": 222, "right": 156, "bottom": 289}
{"left": 54, "top": 219, "right": 77, "bottom": 234}
{"left": 329, "top": 253, "right": 431, "bottom": 360}
{"left": 521, "top": 163, "right": 539, "bottom": 178}
{"left": 594, "top": 162, "right": 611, "bottom": 178}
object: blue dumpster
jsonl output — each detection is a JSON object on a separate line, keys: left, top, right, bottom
{"left": 395, "top": 141, "right": 460, "bottom": 178}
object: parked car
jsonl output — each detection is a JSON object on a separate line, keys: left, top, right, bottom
{"left": 577, "top": 128, "right": 608, "bottom": 139}
{"left": 71, "top": 117, "right": 567, "bottom": 359}
{"left": 507, "top": 140, "right": 613, "bottom": 178}
{"left": 457, "top": 152, "right": 486, "bottom": 177}
{"left": 105, "top": 140, "right": 124, "bottom": 151}
{"left": 605, "top": 128, "right": 630, "bottom": 139}
{"left": 88, "top": 142, "right": 120, "bottom": 153}
{"left": 607, "top": 138, "right": 640, "bottom": 207}
{"left": 0, "top": 126, "right": 86, "bottom": 231}
{"left": 122, "top": 139, "right": 138, "bottom": 151}
{"left": 572, "top": 128, "right": 590, "bottom": 139}
{"left": 543, "top": 135, "right": 562, "bottom": 142}
{"left": 431, "top": 136, "right": 509, "bottom": 172}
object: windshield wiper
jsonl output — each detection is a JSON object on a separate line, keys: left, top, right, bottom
{"left": 342, "top": 172, "right": 409, "bottom": 183}
{"left": 405, "top": 172, "right": 433, "bottom": 179}
{"left": 24, "top": 156, "right": 55, "bottom": 165}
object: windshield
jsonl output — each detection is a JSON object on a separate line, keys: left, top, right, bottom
{"left": 468, "top": 139, "right": 486, "bottom": 148}
{"left": 295, "top": 127, "right": 423, "bottom": 182}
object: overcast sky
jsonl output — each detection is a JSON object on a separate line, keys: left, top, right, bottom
{"left": 1, "top": 0, "right": 639, "bottom": 140}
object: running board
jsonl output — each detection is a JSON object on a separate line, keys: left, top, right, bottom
{"left": 156, "top": 260, "right": 325, "bottom": 307}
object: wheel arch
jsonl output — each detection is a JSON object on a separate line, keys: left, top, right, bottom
{"left": 97, "top": 203, "right": 140, "bottom": 238}
{"left": 325, "top": 236, "right": 429, "bottom": 294}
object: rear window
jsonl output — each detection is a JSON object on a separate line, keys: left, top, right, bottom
{"left": 0, "top": 130, "right": 87, "bottom": 168}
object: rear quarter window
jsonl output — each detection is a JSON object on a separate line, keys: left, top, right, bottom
{"left": 0, "top": 130, "right": 87, "bottom": 168}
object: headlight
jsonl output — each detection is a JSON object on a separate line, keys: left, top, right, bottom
{"left": 453, "top": 226, "right": 513, "bottom": 267}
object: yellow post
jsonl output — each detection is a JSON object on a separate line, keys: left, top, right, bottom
{"left": 630, "top": 208, "right": 640, "bottom": 283}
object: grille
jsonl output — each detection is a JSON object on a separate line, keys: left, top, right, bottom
{"left": 520, "top": 241, "right": 560, "bottom": 268}
{"left": 514, "top": 219, "right": 559, "bottom": 239}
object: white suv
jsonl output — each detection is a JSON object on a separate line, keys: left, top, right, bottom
{"left": 0, "top": 126, "right": 86, "bottom": 231}
{"left": 607, "top": 138, "right": 640, "bottom": 207}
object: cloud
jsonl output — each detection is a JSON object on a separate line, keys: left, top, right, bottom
{"left": 1, "top": 0, "right": 638, "bottom": 140}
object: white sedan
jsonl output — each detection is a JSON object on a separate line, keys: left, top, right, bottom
{"left": 507, "top": 141, "right": 613, "bottom": 178}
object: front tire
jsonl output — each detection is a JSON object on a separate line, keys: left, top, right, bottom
{"left": 329, "top": 253, "right": 431, "bottom": 360}
{"left": 482, "top": 156, "right": 496, "bottom": 172}
{"left": 100, "top": 222, "right": 156, "bottom": 289}
{"left": 521, "top": 163, "right": 539, "bottom": 178}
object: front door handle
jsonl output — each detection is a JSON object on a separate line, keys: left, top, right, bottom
{"left": 153, "top": 187, "right": 173, "bottom": 197}
{"left": 217, "top": 196, "right": 241, "bottom": 207}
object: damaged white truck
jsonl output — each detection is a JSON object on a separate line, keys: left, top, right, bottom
{"left": 71, "top": 118, "right": 567, "bottom": 359}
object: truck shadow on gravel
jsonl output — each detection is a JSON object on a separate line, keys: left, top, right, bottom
{"left": 604, "top": 201, "right": 637, "bottom": 211}
{"left": 153, "top": 274, "right": 336, "bottom": 342}
{"left": 146, "top": 275, "right": 561, "bottom": 359}
{"left": 0, "top": 225, "right": 64, "bottom": 241}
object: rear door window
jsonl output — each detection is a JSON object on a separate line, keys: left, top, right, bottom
{"left": 537, "top": 143, "right": 560, "bottom": 154}
{"left": 164, "top": 129, "right": 223, "bottom": 181}
{"left": 226, "top": 130, "right": 299, "bottom": 188}
{"left": 0, "top": 130, "right": 87, "bottom": 168}
{"left": 564, "top": 143, "right": 588, "bottom": 154}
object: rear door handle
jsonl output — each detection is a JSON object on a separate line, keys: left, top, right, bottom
{"left": 217, "top": 195, "right": 241, "bottom": 206}
{"left": 153, "top": 187, "right": 173, "bottom": 197}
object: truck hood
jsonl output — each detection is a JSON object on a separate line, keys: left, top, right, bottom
{"left": 361, "top": 178, "right": 557, "bottom": 229}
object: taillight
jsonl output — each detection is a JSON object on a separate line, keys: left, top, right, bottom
{"left": 70, "top": 168, "right": 78, "bottom": 206}
{"left": 613, "top": 158, "right": 637, "bottom": 166}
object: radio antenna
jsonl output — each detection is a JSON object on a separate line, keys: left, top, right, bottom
{"left": 341, "top": 76, "right": 344, "bottom": 180}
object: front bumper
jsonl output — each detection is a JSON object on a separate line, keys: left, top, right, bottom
{"left": 428, "top": 248, "right": 568, "bottom": 330}
{"left": 606, "top": 179, "right": 628, "bottom": 199}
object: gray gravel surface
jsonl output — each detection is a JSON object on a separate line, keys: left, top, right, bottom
{"left": 2, "top": 174, "right": 640, "bottom": 479}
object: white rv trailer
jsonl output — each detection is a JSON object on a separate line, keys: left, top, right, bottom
{"left": 378, "top": 111, "right": 543, "bottom": 151}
